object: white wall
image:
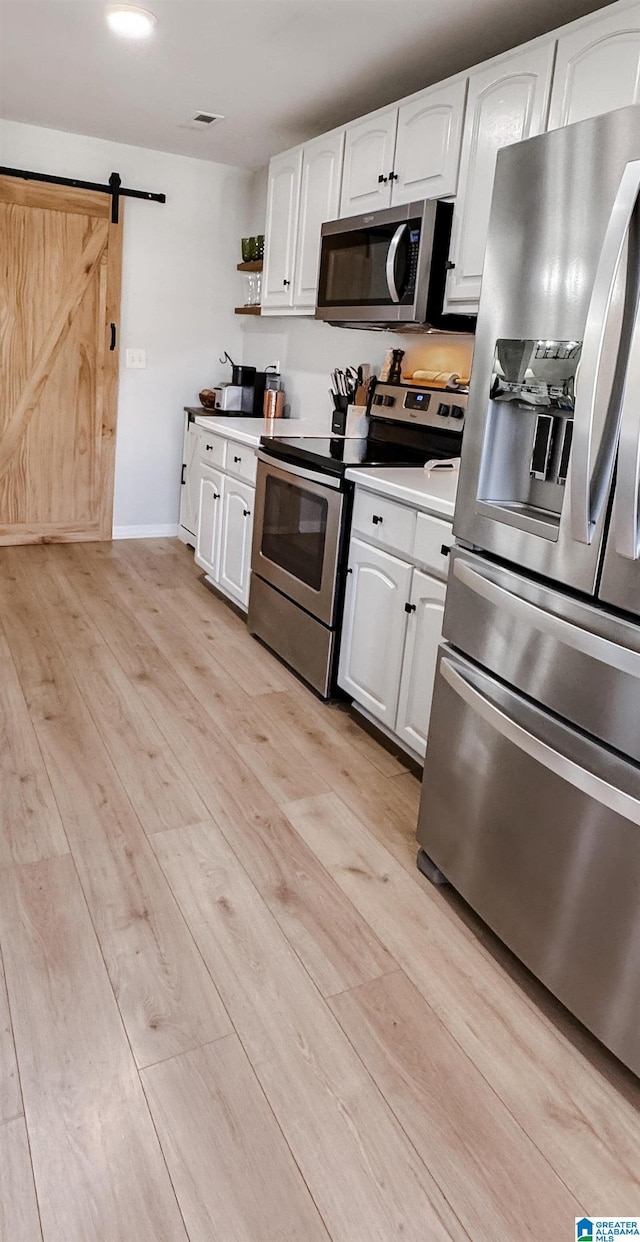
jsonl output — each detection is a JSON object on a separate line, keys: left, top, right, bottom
{"left": 0, "top": 119, "right": 252, "bottom": 535}
{"left": 241, "top": 315, "right": 475, "bottom": 423}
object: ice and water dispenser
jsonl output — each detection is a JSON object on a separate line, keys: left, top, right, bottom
{"left": 477, "top": 339, "right": 581, "bottom": 538}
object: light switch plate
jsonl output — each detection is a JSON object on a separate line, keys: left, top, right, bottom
{"left": 126, "top": 349, "right": 146, "bottom": 369}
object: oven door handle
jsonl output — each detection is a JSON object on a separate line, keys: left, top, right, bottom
{"left": 257, "top": 450, "right": 342, "bottom": 489}
{"left": 385, "top": 223, "right": 406, "bottom": 304}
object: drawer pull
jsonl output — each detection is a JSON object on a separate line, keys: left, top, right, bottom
{"left": 181, "top": 463, "right": 186, "bottom": 485}
{"left": 404, "top": 602, "right": 416, "bottom": 614}
{"left": 441, "top": 543, "right": 451, "bottom": 557}
{"left": 234, "top": 455, "right": 242, "bottom": 463}
{"left": 243, "top": 508, "right": 251, "bottom": 518}
{"left": 372, "top": 514, "right": 383, "bottom": 525}
{"left": 205, "top": 444, "right": 213, "bottom": 452}
{"left": 213, "top": 492, "right": 220, "bottom": 500}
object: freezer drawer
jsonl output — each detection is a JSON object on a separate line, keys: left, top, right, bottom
{"left": 418, "top": 646, "right": 640, "bottom": 1077}
{"left": 444, "top": 546, "right": 640, "bottom": 763}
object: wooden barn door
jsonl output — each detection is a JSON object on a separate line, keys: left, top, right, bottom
{"left": 0, "top": 177, "right": 123, "bottom": 544}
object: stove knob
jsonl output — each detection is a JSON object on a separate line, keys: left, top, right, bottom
{"left": 436, "top": 402, "right": 450, "bottom": 417}
{"left": 450, "top": 405, "right": 465, "bottom": 420}
{"left": 381, "top": 395, "right": 395, "bottom": 407}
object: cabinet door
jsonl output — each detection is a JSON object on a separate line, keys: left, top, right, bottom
{"left": 548, "top": 3, "right": 640, "bottom": 129}
{"left": 444, "top": 43, "right": 555, "bottom": 315}
{"left": 178, "top": 419, "right": 201, "bottom": 540}
{"left": 339, "top": 109, "right": 397, "bottom": 217}
{"left": 262, "top": 148, "right": 303, "bottom": 311}
{"left": 392, "top": 79, "right": 467, "bottom": 206}
{"left": 395, "top": 570, "right": 446, "bottom": 759}
{"left": 195, "top": 465, "right": 224, "bottom": 578}
{"left": 217, "top": 477, "right": 254, "bottom": 609}
{"left": 338, "top": 537, "right": 412, "bottom": 727}
{"left": 293, "top": 131, "right": 345, "bottom": 311}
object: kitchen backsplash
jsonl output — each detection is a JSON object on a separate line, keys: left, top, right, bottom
{"left": 240, "top": 315, "right": 474, "bottom": 423}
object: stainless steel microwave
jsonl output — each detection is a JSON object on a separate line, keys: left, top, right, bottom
{"left": 315, "top": 199, "right": 475, "bottom": 333}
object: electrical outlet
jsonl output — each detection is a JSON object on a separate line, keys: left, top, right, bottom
{"left": 126, "top": 349, "right": 146, "bottom": 369}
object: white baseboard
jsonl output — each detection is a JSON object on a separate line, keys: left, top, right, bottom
{"left": 112, "top": 524, "right": 179, "bottom": 540}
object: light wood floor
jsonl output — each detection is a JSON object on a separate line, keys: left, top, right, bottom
{"left": 0, "top": 538, "right": 639, "bottom": 1241}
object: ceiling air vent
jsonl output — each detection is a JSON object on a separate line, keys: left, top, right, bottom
{"left": 179, "top": 111, "right": 225, "bottom": 130}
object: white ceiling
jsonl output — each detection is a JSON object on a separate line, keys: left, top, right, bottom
{"left": 0, "top": 0, "right": 614, "bottom": 169}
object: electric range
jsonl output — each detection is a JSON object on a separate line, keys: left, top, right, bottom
{"left": 247, "top": 380, "right": 468, "bottom": 696}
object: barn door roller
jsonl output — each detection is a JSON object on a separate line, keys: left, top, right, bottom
{"left": 0, "top": 165, "right": 166, "bottom": 223}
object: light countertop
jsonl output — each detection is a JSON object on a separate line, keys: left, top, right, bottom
{"left": 345, "top": 465, "right": 459, "bottom": 520}
{"left": 189, "top": 410, "right": 332, "bottom": 448}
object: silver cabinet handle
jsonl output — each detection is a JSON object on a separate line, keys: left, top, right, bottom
{"left": 440, "top": 655, "right": 640, "bottom": 826}
{"left": 453, "top": 556, "right": 640, "bottom": 679}
{"left": 571, "top": 159, "right": 640, "bottom": 545}
{"left": 385, "top": 223, "right": 406, "bottom": 304}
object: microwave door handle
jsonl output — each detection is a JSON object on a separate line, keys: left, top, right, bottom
{"left": 571, "top": 159, "right": 640, "bottom": 545}
{"left": 385, "top": 223, "right": 407, "bottom": 304}
{"left": 614, "top": 293, "right": 640, "bottom": 560}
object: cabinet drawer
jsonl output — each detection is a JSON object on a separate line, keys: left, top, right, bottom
{"left": 352, "top": 490, "right": 416, "bottom": 557}
{"left": 413, "top": 512, "right": 454, "bottom": 579}
{"left": 200, "top": 433, "right": 226, "bottom": 469}
{"left": 226, "top": 445, "right": 257, "bottom": 485}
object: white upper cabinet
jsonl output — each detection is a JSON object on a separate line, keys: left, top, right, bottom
{"left": 548, "top": 3, "right": 640, "bottom": 129}
{"left": 262, "top": 148, "right": 303, "bottom": 312}
{"left": 339, "top": 108, "right": 398, "bottom": 216}
{"left": 444, "top": 42, "right": 555, "bottom": 316}
{"left": 293, "top": 130, "right": 345, "bottom": 311}
{"left": 392, "top": 79, "right": 467, "bottom": 205}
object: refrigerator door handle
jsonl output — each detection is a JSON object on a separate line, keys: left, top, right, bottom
{"left": 440, "top": 656, "right": 640, "bottom": 826}
{"left": 453, "top": 555, "right": 640, "bottom": 678}
{"left": 614, "top": 297, "right": 640, "bottom": 561}
{"left": 571, "top": 159, "right": 640, "bottom": 545}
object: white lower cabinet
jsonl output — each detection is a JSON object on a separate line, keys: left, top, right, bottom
{"left": 339, "top": 488, "right": 452, "bottom": 760}
{"left": 217, "top": 477, "right": 254, "bottom": 608}
{"left": 395, "top": 571, "right": 446, "bottom": 756}
{"left": 178, "top": 418, "right": 201, "bottom": 543}
{"left": 338, "top": 539, "right": 413, "bottom": 728}
{"left": 195, "top": 464, "right": 224, "bottom": 578}
{"left": 188, "top": 427, "right": 257, "bottom": 613}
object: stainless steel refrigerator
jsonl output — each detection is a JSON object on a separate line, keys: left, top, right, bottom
{"left": 417, "top": 104, "right": 640, "bottom": 1078}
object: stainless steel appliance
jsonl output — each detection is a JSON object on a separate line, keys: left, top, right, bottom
{"left": 248, "top": 380, "right": 467, "bottom": 696}
{"left": 417, "top": 104, "right": 640, "bottom": 1078}
{"left": 315, "top": 201, "right": 475, "bottom": 332}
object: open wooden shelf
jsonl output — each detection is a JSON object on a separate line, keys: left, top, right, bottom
{"left": 237, "top": 260, "right": 263, "bottom": 272}
{"left": 235, "top": 305, "right": 261, "bottom": 315}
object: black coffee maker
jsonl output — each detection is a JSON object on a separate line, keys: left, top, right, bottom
{"left": 220, "top": 353, "right": 268, "bottom": 416}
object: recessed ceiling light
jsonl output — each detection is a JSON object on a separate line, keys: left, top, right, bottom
{"left": 106, "top": 5, "right": 157, "bottom": 39}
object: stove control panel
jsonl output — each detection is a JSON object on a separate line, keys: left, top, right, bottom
{"left": 370, "top": 381, "right": 468, "bottom": 430}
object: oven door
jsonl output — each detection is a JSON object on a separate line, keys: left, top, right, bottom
{"left": 252, "top": 454, "right": 345, "bottom": 626}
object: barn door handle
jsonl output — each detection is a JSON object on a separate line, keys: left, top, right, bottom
{"left": 109, "top": 323, "right": 117, "bottom": 351}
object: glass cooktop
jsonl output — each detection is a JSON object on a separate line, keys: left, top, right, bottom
{"left": 259, "top": 435, "right": 439, "bottom": 477}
